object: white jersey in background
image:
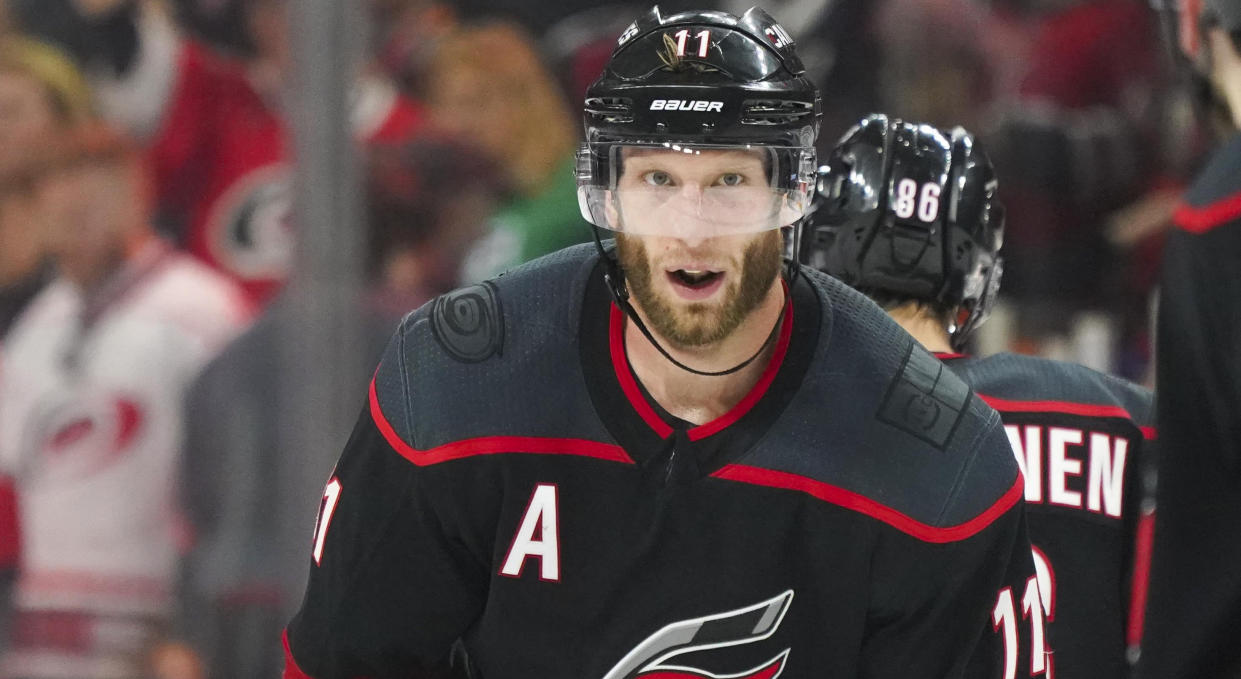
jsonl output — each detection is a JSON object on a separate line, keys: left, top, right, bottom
{"left": 0, "top": 242, "right": 249, "bottom": 679}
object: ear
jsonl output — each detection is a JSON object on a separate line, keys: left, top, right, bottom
{"left": 605, "top": 189, "right": 622, "bottom": 230}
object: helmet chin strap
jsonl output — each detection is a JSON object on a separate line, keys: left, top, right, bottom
{"left": 590, "top": 226, "right": 789, "bottom": 378}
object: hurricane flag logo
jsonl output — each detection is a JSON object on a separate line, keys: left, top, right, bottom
{"left": 601, "top": 590, "right": 794, "bottom": 679}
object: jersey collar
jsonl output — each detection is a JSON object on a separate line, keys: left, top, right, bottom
{"left": 580, "top": 261, "right": 821, "bottom": 478}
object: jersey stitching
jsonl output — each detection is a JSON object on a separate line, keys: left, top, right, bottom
{"left": 396, "top": 317, "right": 416, "bottom": 445}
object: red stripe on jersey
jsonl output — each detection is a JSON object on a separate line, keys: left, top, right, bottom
{"left": 283, "top": 629, "right": 372, "bottom": 679}
{"left": 609, "top": 304, "right": 674, "bottom": 439}
{"left": 711, "top": 464, "right": 1024, "bottom": 543}
{"left": 368, "top": 378, "right": 635, "bottom": 466}
{"left": 283, "top": 630, "right": 315, "bottom": 679}
{"left": 1140, "top": 426, "right": 1157, "bottom": 440}
{"left": 933, "top": 352, "right": 968, "bottom": 360}
{"left": 689, "top": 287, "right": 793, "bottom": 441}
{"left": 1173, "top": 190, "right": 1241, "bottom": 234}
{"left": 0, "top": 475, "right": 19, "bottom": 569}
{"left": 1127, "top": 509, "right": 1156, "bottom": 649}
{"left": 979, "top": 394, "right": 1139, "bottom": 421}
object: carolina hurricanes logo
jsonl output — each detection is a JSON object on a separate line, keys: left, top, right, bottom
{"left": 206, "top": 164, "right": 293, "bottom": 280}
{"left": 602, "top": 590, "right": 793, "bottom": 679}
{"left": 29, "top": 394, "right": 146, "bottom": 482}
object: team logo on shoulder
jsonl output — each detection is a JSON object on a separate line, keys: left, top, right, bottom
{"left": 879, "top": 345, "right": 969, "bottom": 449}
{"left": 602, "top": 590, "right": 793, "bottom": 679}
{"left": 431, "top": 281, "right": 504, "bottom": 363}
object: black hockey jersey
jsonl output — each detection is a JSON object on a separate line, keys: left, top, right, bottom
{"left": 937, "top": 352, "right": 1154, "bottom": 679}
{"left": 1138, "top": 133, "right": 1241, "bottom": 679}
{"left": 283, "top": 245, "right": 1038, "bottom": 679}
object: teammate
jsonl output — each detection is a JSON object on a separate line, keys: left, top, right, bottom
{"left": 1139, "top": 1, "right": 1241, "bottom": 677}
{"left": 800, "top": 114, "right": 1154, "bottom": 679}
{"left": 284, "top": 8, "right": 1038, "bottom": 678}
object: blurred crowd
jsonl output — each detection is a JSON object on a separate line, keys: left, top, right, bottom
{"left": 0, "top": 0, "right": 1213, "bottom": 678}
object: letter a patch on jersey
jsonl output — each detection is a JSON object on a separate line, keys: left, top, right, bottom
{"left": 500, "top": 483, "right": 560, "bottom": 581}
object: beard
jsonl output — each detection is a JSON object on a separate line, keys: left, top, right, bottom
{"left": 616, "top": 230, "right": 783, "bottom": 348}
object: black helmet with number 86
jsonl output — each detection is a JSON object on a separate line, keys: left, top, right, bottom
{"left": 799, "top": 114, "right": 1005, "bottom": 350}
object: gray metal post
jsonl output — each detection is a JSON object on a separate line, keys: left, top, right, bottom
{"left": 275, "top": 0, "right": 368, "bottom": 621}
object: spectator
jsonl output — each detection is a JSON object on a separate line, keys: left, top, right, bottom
{"left": 370, "top": 0, "right": 460, "bottom": 99}
{"left": 172, "top": 136, "right": 500, "bottom": 679}
{"left": 12, "top": 0, "right": 427, "bottom": 306}
{"left": 426, "top": 21, "right": 591, "bottom": 281}
{"left": 0, "top": 39, "right": 94, "bottom": 654}
{"left": 0, "top": 124, "right": 249, "bottom": 679}
{"left": 0, "top": 37, "right": 93, "bottom": 337}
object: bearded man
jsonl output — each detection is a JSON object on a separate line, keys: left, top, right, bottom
{"left": 282, "top": 6, "right": 1040, "bottom": 679}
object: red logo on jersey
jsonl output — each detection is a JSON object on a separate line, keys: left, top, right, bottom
{"left": 37, "top": 395, "right": 146, "bottom": 480}
{"left": 602, "top": 590, "right": 793, "bottom": 679}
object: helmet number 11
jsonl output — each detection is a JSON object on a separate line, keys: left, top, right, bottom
{"left": 893, "top": 179, "right": 941, "bottom": 223}
{"left": 673, "top": 29, "right": 711, "bottom": 58}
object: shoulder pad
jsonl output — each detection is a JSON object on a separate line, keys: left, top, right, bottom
{"left": 370, "top": 245, "right": 613, "bottom": 458}
{"left": 734, "top": 269, "right": 1019, "bottom": 542}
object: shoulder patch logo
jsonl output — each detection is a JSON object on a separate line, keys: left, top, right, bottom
{"left": 879, "top": 345, "right": 970, "bottom": 449}
{"left": 431, "top": 281, "right": 503, "bottom": 362}
{"left": 602, "top": 590, "right": 793, "bottom": 679}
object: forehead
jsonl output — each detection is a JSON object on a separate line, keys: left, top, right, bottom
{"left": 620, "top": 146, "right": 768, "bottom": 170}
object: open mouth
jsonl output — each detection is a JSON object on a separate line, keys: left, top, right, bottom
{"left": 665, "top": 268, "right": 726, "bottom": 300}
{"left": 670, "top": 269, "right": 723, "bottom": 288}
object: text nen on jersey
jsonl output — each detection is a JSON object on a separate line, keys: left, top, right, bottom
{"left": 1004, "top": 424, "right": 1131, "bottom": 518}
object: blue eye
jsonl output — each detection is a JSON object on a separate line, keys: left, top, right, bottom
{"left": 643, "top": 171, "right": 673, "bottom": 187}
{"left": 717, "top": 173, "right": 745, "bottom": 186}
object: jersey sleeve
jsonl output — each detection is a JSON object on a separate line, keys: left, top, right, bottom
{"left": 283, "top": 331, "right": 489, "bottom": 679}
{"left": 1139, "top": 221, "right": 1241, "bottom": 677}
{"left": 861, "top": 420, "right": 1043, "bottom": 679}
{"left": 1157, "top": 228, "right": 1241, "bottom": 470}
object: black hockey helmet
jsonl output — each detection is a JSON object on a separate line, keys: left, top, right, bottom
{"left": 576, "top": 5, "right": 821, "bottom": 242}
{"left": 799, "top": 114, "right": 1005, "bottom": 349}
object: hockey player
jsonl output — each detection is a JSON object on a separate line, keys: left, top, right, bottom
{"left": 800, "top": 114, "right": 1154, "bottom": 679}
{"left": 283, "top": 7, "right": 1038, "bottom": 679}
{"left": 0, "top": 125, "right": 250, "bottom": 679}
{"left": 1138, "top": 1, "right": 1241, "bottom": 677}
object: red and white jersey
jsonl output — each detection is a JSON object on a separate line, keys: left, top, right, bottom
{"left": 0, "top": 243, "right": 250, "bottom": 619}
{"left": 96, "top": 9, "right": 426, "bottom": 305}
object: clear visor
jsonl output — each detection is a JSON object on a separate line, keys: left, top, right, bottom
{"left": 577, "top": 142, "right": 814, "bottom": 237}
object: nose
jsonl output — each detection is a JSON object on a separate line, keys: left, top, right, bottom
{"left": 666, "top": 183, "right": 714, "bottom": 246}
